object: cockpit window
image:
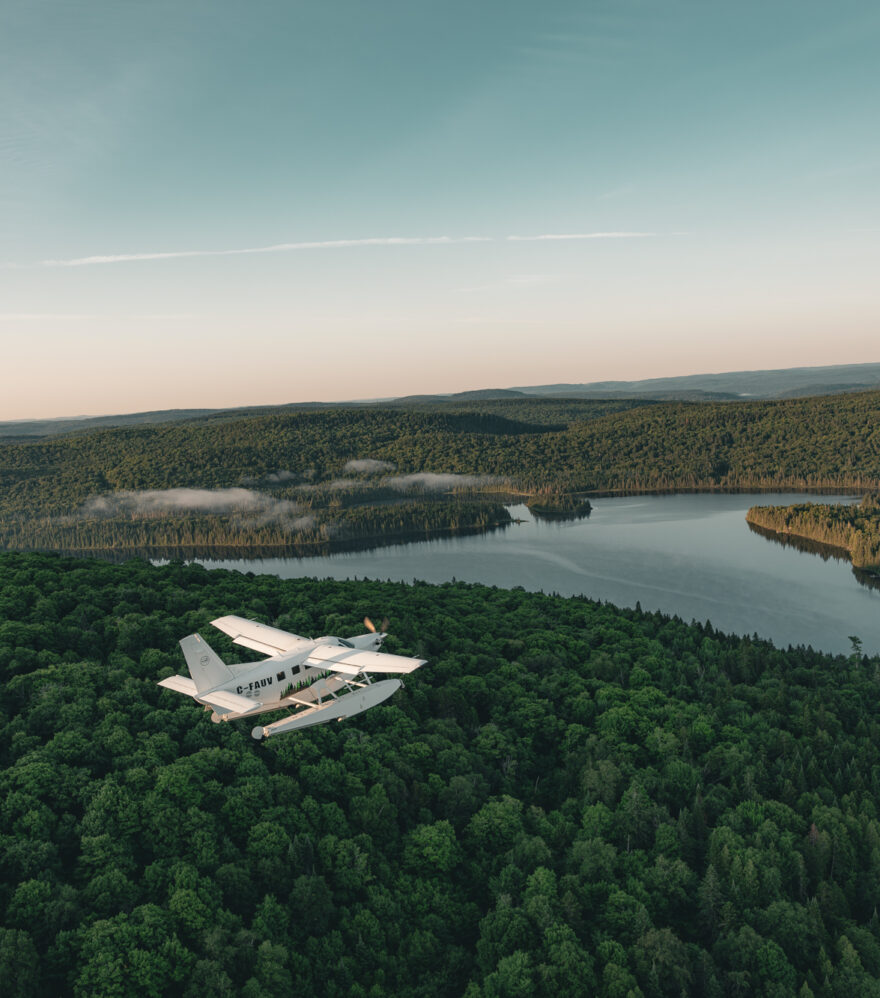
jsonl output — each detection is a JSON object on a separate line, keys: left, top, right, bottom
{"left": 338, "top": 639, "right": 354, "bottom": 648}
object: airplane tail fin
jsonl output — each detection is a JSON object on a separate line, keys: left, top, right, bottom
{"left": 180, "top": 634, "right": 235, "bottom": 694}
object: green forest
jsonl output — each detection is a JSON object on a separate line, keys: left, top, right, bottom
{"left": 3, "top": 551, "right": 880, "bottom": 996}
{"left": 747, "top": 496, "right": 880, "bottom": 572}
{"left": 0, "top": 501, "right": 513, "bottom": 562}
{"left": 1, "top": 391, "right": 879, "bottom": 556}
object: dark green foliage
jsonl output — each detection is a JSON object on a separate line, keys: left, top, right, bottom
{"left": 747, "top": 495, "right": 880, "bottom": 570}
{"left": 2, "top": 552, "right": 880, "bottom": 995}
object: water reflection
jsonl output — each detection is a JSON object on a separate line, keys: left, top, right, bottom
{"left": 747, "top": 520, "right": 880, "bottom": 593}
{"left": 527, "top": 501, "right": 593, "bottom": 522}
{"left": 50, "top": 521, "right": 513, "bottom": 565}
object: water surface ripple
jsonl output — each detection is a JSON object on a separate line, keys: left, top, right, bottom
{"left": 193, "top": 493, "right": 879, "bottom": 656}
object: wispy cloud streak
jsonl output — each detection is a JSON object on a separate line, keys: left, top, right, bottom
{"left": 0, "top": 312, "right": 197, "bottom": 320}
{"left": 31, "top": 231, "right": 660, "bottom": 268}
{"left": 507, "top": 232, "right": 654, "bottom": 241}
{"left": 41, "top": 236, "right": 491, "bottom": 267}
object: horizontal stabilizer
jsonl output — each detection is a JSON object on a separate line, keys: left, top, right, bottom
{"left": 211, "top": 615, "right": 309, "bottom": 657}
{"left": 305, "top": 644, "right": 425, "bottom": 675}
{"left": 199, "top": 690, "right": 260, "bottom": 715}
{"left": 158, "top": 674, "right": 199, "bottom": 697}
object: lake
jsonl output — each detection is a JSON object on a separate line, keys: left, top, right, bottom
{"left": 192, "top": 493, "right": 880, "bottom": 656}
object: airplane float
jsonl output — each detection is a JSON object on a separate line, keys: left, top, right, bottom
{"left": 158, "top": 615, "right": 425, "bottom": 740}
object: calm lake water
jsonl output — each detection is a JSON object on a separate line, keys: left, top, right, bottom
{"left": 193, "top": 493, "right": 879, "bottom": 657}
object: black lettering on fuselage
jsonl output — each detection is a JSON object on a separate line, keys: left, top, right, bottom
{"left": 231, "top": 673, "right": 275, "bottom": 699}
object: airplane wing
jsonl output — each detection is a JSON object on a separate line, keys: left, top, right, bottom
{"left": 211, "top": 615, "right": 310, "bottom": 657}
{"left": 305, "top": 644, "right": 425, "bottom": 675}
{"left": 199, "top": 690, "right": 261, "bottom": 715}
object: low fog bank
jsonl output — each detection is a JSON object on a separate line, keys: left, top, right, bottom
{"left": 344, "top": 458, "right": 396, "bottom": 473}
{"left": 79, "top": 488, "right": 315, "bottom": 531}
{"left": 386, "top": 472, "right": 499, "bottom": 491}
{"left": 70, "top": 471, "right": 503, "bottom": 537}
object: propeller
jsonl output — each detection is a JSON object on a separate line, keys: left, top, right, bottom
{"left": 364, "top": 616, "right": 390, "bottom": 634}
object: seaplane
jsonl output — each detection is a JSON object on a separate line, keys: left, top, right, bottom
{"left": 158, "top": 615, "right": 426, "bottom": 740}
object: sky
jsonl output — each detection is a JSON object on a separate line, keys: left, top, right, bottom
{"left": 1, "top": 0, "right": 878, "bottom": 419}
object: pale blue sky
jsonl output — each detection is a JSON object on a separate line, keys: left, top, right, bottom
{"left": 1, "top": 0, "right": 878, "bottom": 418}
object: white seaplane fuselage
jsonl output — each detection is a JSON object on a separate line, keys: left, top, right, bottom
{"left": 158, "top": 615, "right": 425, "bottom": 740}
{"left": 220, "top": 636, "right": 366, "bottom": 714}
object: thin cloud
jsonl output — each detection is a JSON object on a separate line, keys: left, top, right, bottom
{"left": 453, "top": 273, "right": 562, "bottom": 294}
{"left": 455, "top": 317, "right": 547, "bottom": 324}
{"left": 24, "top": 231, "right": 663, "bottom": 268}
{"left": 507, "top": 232, "right": 654, "bottom": 241}
{"left": 77, "top": 489, "right": 316, "bottom": 533}
{"left": 80, "top": 488, "right": 305, "bottom": 521}
{"left": 0, "top": 312, "right": 198, "bottom": 320}
{"left": 0, "top": 313, "right": 108, "bottom": 320}
{"left": 263, "top": 470, "right": 299, "bottom": 483}
{"left": 344, "top": 458, "right": 397, "bottom": 473}
{"left": 387, "top": 472, "right": 499, "bottom": 491}
{"left": 41, "top": 236, "right": 492, "bottom": 268}
{"left": 296, "top": 478, "right": 360, "bottom": 492}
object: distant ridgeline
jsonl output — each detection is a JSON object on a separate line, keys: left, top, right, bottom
{"left": 4, "top": 551, "right": 880, "bottom": 994}
{"left": 747, "top": 495, "right": 880, "bottom": 572}
{"left": 0, "top": 391, "right": 878, "bottom": 556}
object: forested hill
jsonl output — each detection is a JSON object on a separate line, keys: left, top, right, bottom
{"left": 515, "top": 362, "right": 880, "bottom": 401}
{"left": 3, "top": 552, "right": 880, "bottom": 996}
{"left": 1, "top": 391, "right": 879, "bottom": 512}
{"left": 0, "top": 391, "right": 878, "bottom": 556}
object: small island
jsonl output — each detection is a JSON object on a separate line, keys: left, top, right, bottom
{"left": 746, "top": 494, "right": 880, "bottom": 573}
{"left": 525, "top": 491, "right": 592, "bottom": 520}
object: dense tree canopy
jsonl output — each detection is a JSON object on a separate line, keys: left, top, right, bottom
{"left": 1, "top": 392, "right": 878, "bottom": 556}
{"left": 2, "top": 551, "right": 880, "bottom": 996}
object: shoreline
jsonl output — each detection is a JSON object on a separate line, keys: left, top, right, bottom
{"left": 2, "top": 487, "right": 869, "bottom": 565}
{"left": 746, "top": 501, "right": 880, "bottom": 576}
{"left": 0, "top": 516, "right": 514, "bottom": 565}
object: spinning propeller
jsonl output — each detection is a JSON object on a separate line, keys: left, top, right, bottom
{"left": 364, "top": 616, "right": 390, "bottom": 634}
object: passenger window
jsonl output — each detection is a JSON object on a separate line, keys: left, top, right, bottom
{"left": 276, "top": 671, "right": 286, "bottom": 681}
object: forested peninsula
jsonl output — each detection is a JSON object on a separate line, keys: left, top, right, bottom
{"left": 746, "top": 496, "right": 880, "bottom": 573}
{"left": 2, "top": 552, "right": 880, "bottom": 996}
{"left": 0, "top": 500, "right": 513, "bottom": 562}
{"left": 1, "top": 391, "right": 878, "bottom": 556}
